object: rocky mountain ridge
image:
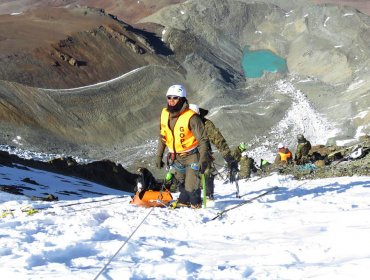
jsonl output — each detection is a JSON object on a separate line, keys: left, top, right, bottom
{"left": 0, "top": 0, "right": 369, "bottom": 176}
{"left": 0, "top": 6, "right": 172, "bottom": 88}
{"left": 0, "top": 0, "right": 185, "bottom": 25}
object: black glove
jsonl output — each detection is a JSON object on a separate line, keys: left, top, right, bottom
{"left": 225, "top": 155, "right": 238, "bottom": 172}
{"left": 229, "top": 165, "right": 239, "bottom": 184}
{"left": 156, "top": 156, "right": 164, "bottom": 169}
{"left": 229, "top": 160, "right": 238, "bottom": 173}
{"left": 227, "top": 160, "right": 238, "bottom": 184}
{"left": 199, "top": 161, "right": 208, "bottom": 174}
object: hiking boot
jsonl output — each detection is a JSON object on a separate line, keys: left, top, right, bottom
{"left": 169, "top": 200, "right": 201, "bottom": 209}
{"left": 170, "top": 200, "right": 192, "bottom": 209}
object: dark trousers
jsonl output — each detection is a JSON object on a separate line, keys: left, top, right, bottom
{"left": 172, "top": 152, "right": 201, "bottom": 205}
{"left": 206, "top": 174, "right": 215, "bottom": 196}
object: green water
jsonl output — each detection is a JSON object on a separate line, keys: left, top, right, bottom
{"left": 242, "top": 48, "right": 287, "bottom": 78}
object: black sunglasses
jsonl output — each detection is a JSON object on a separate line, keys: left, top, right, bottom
{"left": 167, "top": 96, "right": 180, "bottom": 100}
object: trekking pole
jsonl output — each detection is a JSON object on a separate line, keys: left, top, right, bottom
{"left": 210, "top": 186, "right": 278, "bottom": 221}
{"left": 201, "top": 174, "right": 206, "bottom": 209}
{"left": 235, "top": 174, "right": 240, "bottom": 198}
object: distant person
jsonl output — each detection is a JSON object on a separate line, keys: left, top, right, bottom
{"left": 189, "top": 104, "right": 238, "bottom": 200}
{"left": 295, "top": 134, "right": 312, "bottom": 165}
{"left": 231, "top": 142, "right": 255, "bottom": 179}
{"left": 260, "top": 158, "right": 271, "bottom": 171}
{"left": 156, "top": 85, "right": 209, "bottom": 208}
{"left": 274, "top": 143, "right": 293, "bottom": 165}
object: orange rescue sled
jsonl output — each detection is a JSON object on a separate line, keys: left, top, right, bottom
{"left": 130, "top": 190, "right": 173, "bottom": 207}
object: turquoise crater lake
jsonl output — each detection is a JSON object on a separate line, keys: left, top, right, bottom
{"left": 242, "top": 48, "right": 287, "bottom": 78}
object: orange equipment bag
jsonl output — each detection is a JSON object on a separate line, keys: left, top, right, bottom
{"left": 130, "top": 190, "right": 173, "bottom": 207}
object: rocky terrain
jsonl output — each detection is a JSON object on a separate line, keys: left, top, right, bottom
{"left": 0, "top": 134, "right": 368, "bottom": 195}
{"left": 0, "top": 6, "right": 172, "bottom": 88}
{"left": 0, "top": 0, "right": 185, "bottom": 25}
{"left": 275, "top": 135, "right": 370, "bottom": 179}
{"left": 0, "top": 0, "right": 369, "bottom": 177}
{"left": 0, "top": 150, "right": 138, "bottom": 193}
{"left": 1, "top": 1, "right": 369, "bottom": 23}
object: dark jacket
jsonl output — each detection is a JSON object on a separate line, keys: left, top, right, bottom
{"left": 295, "top": 139, "right": 312, "bottom": 164}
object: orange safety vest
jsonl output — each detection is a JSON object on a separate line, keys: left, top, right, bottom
{"left": 278, "top": 151, "right": 292, "bottom": 162}
{"left": 160, "top": 108, "right": 199, "bottom": 153}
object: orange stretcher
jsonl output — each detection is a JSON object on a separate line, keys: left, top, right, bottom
{"left": 129, "top": 190, "right": 173, "bottom": 207}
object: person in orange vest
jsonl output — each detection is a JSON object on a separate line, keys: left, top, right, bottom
{"left": 156, "top": 85, "right": 209, "bottom": 208}
{"left": 274, "top": 143, "right": 293, "bottom": 165}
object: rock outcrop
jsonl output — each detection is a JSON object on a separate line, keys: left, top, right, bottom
{"left": 258, "top": 136, "right": 370, "bottom": 179}
{"left": 0, "top": 6, "right": 170, "bottom": 88}
{"left": 0, "top": 151, "right": 138, "bottom": 193}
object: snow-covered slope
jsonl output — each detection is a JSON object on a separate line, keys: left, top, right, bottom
{"left": 1, "top": 159, "right": 370, "bottom": 279}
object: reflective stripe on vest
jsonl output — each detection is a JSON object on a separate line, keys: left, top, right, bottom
{"left": 160, "top": 108, "right": 199, "bottom": 153}
{"left": 278, "top": 151, "right": 292, "bottom": 162}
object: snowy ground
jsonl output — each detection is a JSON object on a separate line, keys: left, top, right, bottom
{"left": 1, "top": 161, "right": 370, "bottom": 279}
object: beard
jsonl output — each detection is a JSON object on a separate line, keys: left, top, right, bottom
{"left": 167, "top": 97, "right": 186, "bottom": 113}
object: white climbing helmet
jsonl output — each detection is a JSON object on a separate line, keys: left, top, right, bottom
{"left": 166, "top": 84, "right": 187, "bottom": 98}
{"left": 189, "top": 104, "right": 200, "bottom": 114}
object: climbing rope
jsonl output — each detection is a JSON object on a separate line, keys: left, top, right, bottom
{"left": 93, "top": 207, "right": 154, "bottom": 280}
{"left": 1, "top": 196, "right": 129, "bottom": 218}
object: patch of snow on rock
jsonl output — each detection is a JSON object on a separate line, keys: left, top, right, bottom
{"left": 354, "top": 110, "right": 369, "bottom": 120}
{"left": 248, "top": 79, "right": 339, "bottom": 163}
{"left": 161, "top": 29, "right": 166, "bottom": 42}
{"left": 272, "top": 80, "right": 339, "bottom": 145}
{"left": 0, "top": 145, "right": 89, "bottom": 163}
{"left": 12, "top": 136, "right": 23, "bottom": 146}
{"left": 324, "top": 17, "right": 330, "bottom": 27}
{"left": 346, "top": 80, "right": 364, "bottom": 92}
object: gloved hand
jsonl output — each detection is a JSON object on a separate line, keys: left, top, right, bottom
{"left": 227, "top": 159, "right": 238, "bottom": 184}
{"left": 229, "top": 159, "right": 239, "bottom": 173}
{"left": 156, "top": 156, "right": 164, "bottom": 169}
{"left": 225, "top": 155, "right": 238, "bottom": 172}
{"left": 199, "top": 161, "right": 208, "bottom": 174}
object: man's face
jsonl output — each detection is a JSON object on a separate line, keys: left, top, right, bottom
{"left": 167, "top": 96, "right": 180, "bottom": 107}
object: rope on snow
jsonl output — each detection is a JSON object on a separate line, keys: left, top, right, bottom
{"left": 93, "top": 207, "right": 154, "bottom": 280}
